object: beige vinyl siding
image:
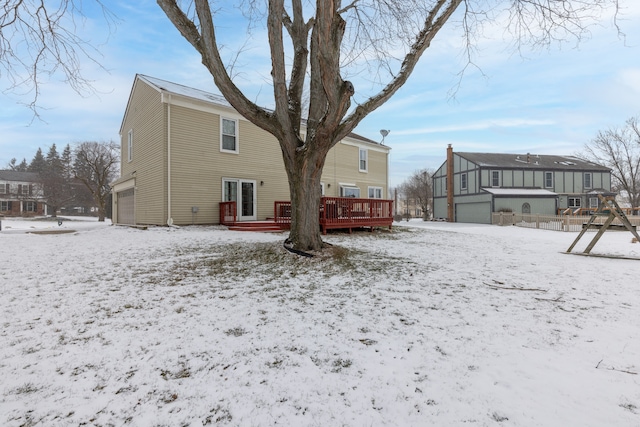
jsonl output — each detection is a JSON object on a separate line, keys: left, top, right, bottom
{"left": 168, "top": 105, "right": 290, "bottom": 224}
{"left": 169, "top": 105, "right": 218, "bottom": 225}
{"left": 322, "top": 141, "right": 388, "bottom": 198}
{"left": 236, "top": 120, "right": 290, "bottom": 220}
{"left": 119, "top": 81, "right": 167, "bottom": 225}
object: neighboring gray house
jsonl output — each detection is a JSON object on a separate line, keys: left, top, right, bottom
{"left": 432, "top": 145, "right": 613, "bottom": 224}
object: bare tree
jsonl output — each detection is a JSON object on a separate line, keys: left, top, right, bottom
{"left": 156, "top": 0, "right": 621, "bottom": 251}
{"left": 74, "top": 141, "right": 119, "bottom": 221}
{"left": 578, "top": 116, "right": 640, "bottom": 209}
{"left": 398, "top": 169, "right": 435, "bottom": 221}
{"left": 2, "top": 0, "right": 623, "bottom": 250}
{"left": 0, "top": 1, "right": 116, "bottom": 112}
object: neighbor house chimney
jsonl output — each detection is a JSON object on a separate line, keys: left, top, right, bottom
{"left": 447, "top": 144, "right": 454, "bottom": 222}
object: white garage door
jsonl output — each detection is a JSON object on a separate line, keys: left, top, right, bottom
{"left": 117, "top": 188, "right": 135, "bottom": 225}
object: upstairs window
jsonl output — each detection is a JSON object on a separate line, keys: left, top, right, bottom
{"left": 491, "top": 170, "right": 500, "bottom": 187}
{"left": 545, "top": 172, "right": 553, "bottom": 188}
{"left": 461, "top": 173, "right": 467, "bottom": 190}
{"left": 221, "top": 118, "right": 238, "bottom": 153}
{"left": 127, "top": 129, "right": 133, "bottom": 162}
{"left": 584, "top": 172, "right": 592, "bottom": 189}
{"left": 0, "top": 183, "right": 5, "bottom": 194}
{"left": 359, "top": 148, "right": 368, "bottom": 172}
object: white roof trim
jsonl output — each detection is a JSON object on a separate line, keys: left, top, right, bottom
{"left": 483, "top": 188, "right": 557, "bottom": 196}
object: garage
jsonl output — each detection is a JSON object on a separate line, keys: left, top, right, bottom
{"left": 456, "top": 201, "right": 492, "bottom": 224}
{"left": 117, "top": 188, "right": 135, "bottom": 225}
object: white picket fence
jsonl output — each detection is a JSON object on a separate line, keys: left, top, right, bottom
{"left": 491, "top": 212, "right": 640, "bottom": 232}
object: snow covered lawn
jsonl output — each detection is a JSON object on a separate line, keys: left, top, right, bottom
{"left": 1, "top": 218, "right": 639, "bottom": 426}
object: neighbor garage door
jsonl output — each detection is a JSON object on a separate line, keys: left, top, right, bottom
{"left": 456, "top": 202, "right": 491, "bottom": 224}
{"left": 117, "top": 188, "right": 135, "bottom": 225}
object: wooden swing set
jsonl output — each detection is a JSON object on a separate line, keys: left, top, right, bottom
{"left": 567, "top": 194, "right": 640, "bottom": 259}
{"left": 566, "top": 195, "right": 640, "bottom": 259}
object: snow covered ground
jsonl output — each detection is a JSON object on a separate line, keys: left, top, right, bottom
{"left": 1, "top": 217, "right": 639, "bottom": 426}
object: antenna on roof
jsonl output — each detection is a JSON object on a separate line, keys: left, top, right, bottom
{"left": 380, "top": 129, "right": 390, "bottom": 144}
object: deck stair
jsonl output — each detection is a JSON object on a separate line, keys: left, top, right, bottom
{"left": 227, "top": 220, "right": 284, "bottom": 233}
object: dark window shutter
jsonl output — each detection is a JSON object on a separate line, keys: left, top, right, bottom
{"left": 18, "top": 184, "right": 22, "bottom": 194}
{"left": 29, "top": 184, "right": 33, "bottom": 195}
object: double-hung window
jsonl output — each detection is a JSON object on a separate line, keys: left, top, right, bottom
{"left": 368, "top": 187, "right": 383, "bottom": 199}
{"left": 0, "top": 183, "right": 5, "bottom": 194}
{"left": 221, "top": 118, "right": 238, "bottom": 153}
{"left": 584, "top": 172, "right": 592, "bottom": 189}
{"left": 461, "top": 173, "right": 467, "bottom": 190}
{"left": 491, "top": 170, "right": 500, "bottom": 187}
{"left": 359, "top": 148, "right": 368, "bottom": 172}
{"left": 545, "top": 172, "right": 553, "bottom": 188}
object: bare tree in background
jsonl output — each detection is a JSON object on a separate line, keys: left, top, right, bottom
{"left": 0, "top": 0, "right": 116, "bottom": 112}
{"left": 578, "top": 116, "right": 640, "bottom": 209}
{"left": 1, "top": 0, "right": 624, "bottom": 250}
{"left": 74, "top": 141, "right": 119, "bottom": 221}
{"left": 398, "top": 169, "right": 435, "bottom": 221}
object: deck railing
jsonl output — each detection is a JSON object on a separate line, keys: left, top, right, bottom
{"left": 274, "top": 197, "right": 394, "bottom": 234}
{"left": 219, "top": 201, "right": 237, "bottom": 225}
{"left": 492, "top": 212, "right": 640, "bottom": 232}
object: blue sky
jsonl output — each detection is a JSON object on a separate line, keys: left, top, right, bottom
{"left": 1, "top": 1, "right": 639, "bottom": 188}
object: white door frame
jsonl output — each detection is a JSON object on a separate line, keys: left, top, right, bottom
{"left": 222, "top": 178, "right": 257, "bottom": 221}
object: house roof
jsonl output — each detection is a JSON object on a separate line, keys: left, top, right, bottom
{"left": 139, "top": 75, "right": 232, "bottom": 108}
{"left": 0, "top": 170, "right": 40, "bottom": 182}
{"left": 133, "top": 74, "right": 386, "bottom": 149}
{"left": 457, "top": 152, "right": 610, "bottom": 171}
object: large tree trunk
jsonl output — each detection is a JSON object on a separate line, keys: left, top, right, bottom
{"left": 281, "top": 136, "right": 330, "bottom": 251}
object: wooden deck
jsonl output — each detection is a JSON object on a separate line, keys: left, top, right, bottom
{"left": 275, "top": 197, "right": 394, "bottom": 234}
{"left": 221, "top": 197, "right": 394, "bottom": 234}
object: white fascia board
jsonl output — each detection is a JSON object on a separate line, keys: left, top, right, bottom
{"left": 340, "top": 138, "right": 390, "bottom": 153}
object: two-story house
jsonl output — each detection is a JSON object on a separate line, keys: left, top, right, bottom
{"left": 0, "top": 171, "right": 47, "bottom": 217}
{"left": 432, "top": 145, "right": 613, "bottom": 223}
{"left": 111, "top": 75, "right": 391, "bottom": 226}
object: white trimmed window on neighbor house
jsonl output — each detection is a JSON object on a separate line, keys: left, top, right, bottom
{"left": 568, "top": 197, "right": 581, "bottom": 208}
{"left": 584, "top": 172, "right": 592, "bottom": 189}
{"left": 23, "top": 201, "right": 36, "bottom": 212}
{"left": 491, "top": 170, "right": 500, "bottom": 187}
{"left": 461, "top": 172, "right": 467, "bottom": 190}
{"left": 0, "top": 183, "right": 6, "bottom": 194}
{"left": 359, "top": 148, "right": 368, "bottom": 172}
{"left": 545, "top": 172, "right": 553, "bottom": 188}
{"left": 221, "top": 117, "right": 238, "bottom": 153}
